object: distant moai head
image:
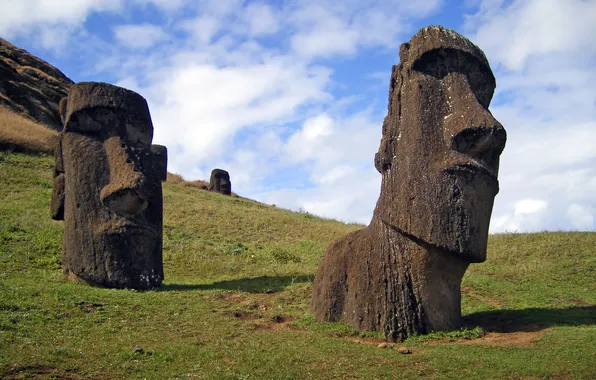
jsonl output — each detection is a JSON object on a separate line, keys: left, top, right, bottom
{"left": 51, "top": 82, "right": 167, "bottom": 289}
{"left": 209, "top": 169, "right": 231, "bottom": 195}
{"left": 373, "top": 26, "right": 506, "bottom": 263}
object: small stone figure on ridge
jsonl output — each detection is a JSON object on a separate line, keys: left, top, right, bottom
{"left": 209, "top": 168, "right": 232, "bottom": 195}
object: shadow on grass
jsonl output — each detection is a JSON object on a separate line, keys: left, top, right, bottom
{"left": 158, "top": 275, "right": 313, "bottom": 293}
{"left": 463, "top": 305, "right": 596, "bottom": 332}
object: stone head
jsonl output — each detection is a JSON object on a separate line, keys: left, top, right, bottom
{"left": 52, "top": 82, "right": 167, "bottom": 288}
{"left": 374, "top": 26, "right": 506, "bottom": 263}
{"left": 210, "top": 168, "right": 231, "bottom": 195}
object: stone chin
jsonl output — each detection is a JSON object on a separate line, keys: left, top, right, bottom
{"left": 438, "top": 167, "right": 499, "bottom": 263}
{"left": 94, "top": 225, "right": 163, "bottom": 289}
{"left": 379, "top": 163, "right": 499, "bottom": 264}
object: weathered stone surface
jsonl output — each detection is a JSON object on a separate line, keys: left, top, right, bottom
{"left": 209, "top": 169, "right": 232, "bottom": 195}
{"left": 310, "top": 26, "right": 506, "bottom": 341}
{"left": 0, "top": 38, "right": 73, "bottom": 131}
{"left": 51, "top": 82, "right": 167, "bottom": 289}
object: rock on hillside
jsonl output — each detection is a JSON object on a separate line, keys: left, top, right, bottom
{"left": 0, "top": 38, "right": 74, "bottom": 131}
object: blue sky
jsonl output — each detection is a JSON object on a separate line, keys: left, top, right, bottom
{"left": 2, "top": 0, "right": 595, "bottom": 232}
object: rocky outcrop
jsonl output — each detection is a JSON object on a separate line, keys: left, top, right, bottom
{"left": 51, "top": 82, "right": 167, "bottom": 289}
{"left": 310, "top": 26, "right": 507, "bottom": 341}
{"left": 0, "top": 38, "right": 74, "bottom": 131}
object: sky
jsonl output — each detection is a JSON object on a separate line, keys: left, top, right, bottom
{"left": 1, "top": 0, "right": 595, "bottom": 233}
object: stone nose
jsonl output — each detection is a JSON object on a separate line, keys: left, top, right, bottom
{"left": 100, "top": 184, "right": 148, "bottom": 217}
{"left": 451, "top": 122, "right": 506, "bottom": 159}
{"left": 443, "top": 75, "right": 507, "bottom": 170}
{"left": 99, "top": 136, "right": 149, "bottom": 218}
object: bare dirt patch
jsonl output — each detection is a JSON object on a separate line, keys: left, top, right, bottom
{"left": 253, "top": 315, "right": 299, "bottom": 331}
{"left": 461, "top": 286, "right": 504, "bottom": 308}
{"left": 1, "top": 365, "right": 104, "bottom": 380}
{"left": 455, "top": 328, "right": 551, "bottom": 347}
{"left": 217, "top": 291, "right": 250, "bottom": 304}
{"left": 226, "top": 309, "right": 261, "bottom": 321}
{"left": 216, "top": 291, "right": 301, "bottom": 331}
{"left": 427, "top": 328, "right": 551, "bottom": 347}
{"left": 345, "top": 336, "right": 388, "bottom": 346}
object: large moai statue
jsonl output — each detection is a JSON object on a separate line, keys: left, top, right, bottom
{"left": 310, "top": 26, "right": 507, "bottom": 341}
{"left": 209, "top": 168, "right": 231, "bottom": 195}
{"left": 50, "top": 82, "right": 168, "bottom": 289}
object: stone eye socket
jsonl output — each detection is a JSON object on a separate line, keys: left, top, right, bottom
{"left": 412, "top": 48, "right": 495, "bottom": 109}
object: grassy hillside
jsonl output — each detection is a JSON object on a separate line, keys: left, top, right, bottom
{"left": 1, "top": 151, "right": 594, "bottom": 379}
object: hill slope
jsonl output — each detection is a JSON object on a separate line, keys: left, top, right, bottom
{"left": 0, "top": 152, "right": 595, "bottom": 379}
{"left": 0, "top": 38, "right": 73, "bottom": 131}
{"left": 0, "top": 38, "right": 72, "bottom": 154}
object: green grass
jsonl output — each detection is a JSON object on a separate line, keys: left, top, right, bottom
{"left": 1, "top": 151, "right": 595, "bottom": 379}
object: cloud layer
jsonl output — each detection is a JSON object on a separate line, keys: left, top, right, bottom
{"left": 2, "top": 0, "right": 594, "bottom": 232}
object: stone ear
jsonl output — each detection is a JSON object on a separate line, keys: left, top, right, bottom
{"left": 59, "top": 97, "right": 67, "bottom": 126}
{"left": 150, "top": 145, "right": 168, "bottom": 182}
{"left": 374, "top": 133, "right": 394, "bottom": 173}
{"left": 51, "top": 137, "right": 65, "bottom": 220}
{"left": 50, "top": 174, "right": 65, "bottom": 221}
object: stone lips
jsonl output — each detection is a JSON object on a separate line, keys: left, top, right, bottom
{"left": 52, "top": 82, "right": 167, "bottom": 289}
{"left": 311, "top": 26, "right": 506, "bottom": 341}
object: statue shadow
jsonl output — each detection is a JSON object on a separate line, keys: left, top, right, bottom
{"left": 158, "top": 274, "right": 313, "bottom": 293}
{"left": 463, "top": 305, "right": 596, "bottom": 332}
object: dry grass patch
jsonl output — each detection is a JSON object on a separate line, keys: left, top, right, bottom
{"left": 17, "top": 66, "right": 63, "bottom": 87}
{"left": 166, "top": 172, "right": 185, "bottom": 183}
{"left": 166, "top": 171, "right": 234, "bottom": 193}
{"left": 167, "top": 172, "right": 209, "bottom": 189}
{"left": 0, "top": 106, "right": 57, "bottom": 153}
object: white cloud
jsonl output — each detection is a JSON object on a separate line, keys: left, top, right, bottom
{"left": 243, "top": 2, "right": 279, "bottom": 36}
{"left": 113, "top": 24, "right": 168, "bottom": 49}
{"left": 289, "top": 6, "right": 361, "bottom": 59}
{"left": 181, "top": 15, "right": 221, "bottom": 44}
{"left": 287, "top": 0, "right": 426, "bottom": 60}
{"left": 145, "top": 58, "right": 332, "bottom": 176}
{"left": 132, "top": 0, "right": 189, "bottom": 13}
{"left": 264, "top": 110, "right": 382, "bottom": 223}
{"left": 286, "top": 114, "right": 335, "bottom": 160}
{"left": 8, "top": 0, "right": 593, "bottom": 234}
{"left": 466, "top": 0, "right": 596, "bottom": 71}
{"left": 0, "top": 0, "right": 122, "bottom": 39}
{"left": 514, "top": 200, "right": 547, "bottom": 216}
{"left": 403, "top": 0, "right": 445, "bottom": 17}
{"left": 567, "top": 204, "right": 595, "bottom": 231}
{"left": 491, "top": 199, "right": 552, "bottom": 233}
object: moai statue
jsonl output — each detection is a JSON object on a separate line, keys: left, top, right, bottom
{"left": 50, "top": 82, "right": 168, "bottom": 289}
{"left": 209, "top": 168, "right": 231, "bottom": 195}
{"left": 310, "top": 26, "right": 507, "bottom": 341}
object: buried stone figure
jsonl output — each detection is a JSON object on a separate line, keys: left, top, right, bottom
{"left": 310, "top": 26, "right": 507, "bottom": 341}
{"left": 209, "top": 168, "right": 232, "bottom": 195}
{"left": 51, "top": 82, "right": 167, "bottom": 289}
